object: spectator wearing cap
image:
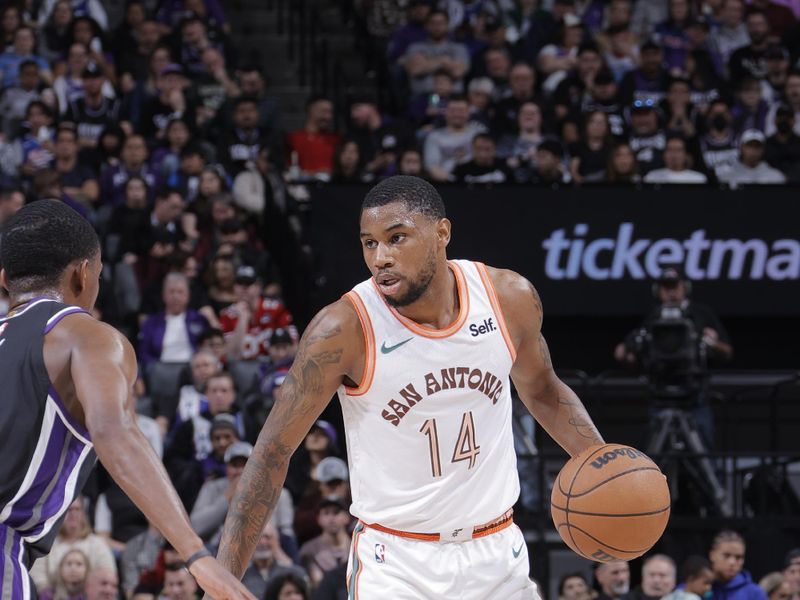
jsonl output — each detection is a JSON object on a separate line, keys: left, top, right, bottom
{"left": 190, "top": 441, "right": 253, "bottom": 543}
{"left": 699, "top": 99, "right": 740, "bottom": 180}
{"left": 64, "top": 62, "right": 121, "bottom": 154}
{"left": 401, "top": 10, "right": 470, "bottom": 98}
{"left": 498, "top": 100, "right": 543, "bottom": 163}
{"left": 219, "top": 265, "right": 297, "bottom": 361}
{"left": 602, "top": 24, "right": 639, "bottom": 83}
{"left": 423, "top": 94, "right": 487, "bottom": 181}
{"left": 582, "top": 68, "right": 625, "bottom": 137}
{"left": 242, "top": 521, "right": 306, "bottom": 600}
{"left": 292, "top": 456, "right": 351, "bottom": 550}
{"left": 51, "top": 124, "right": 100, "bottom": 207}
{"left": 728, "top": 10, "right": 771, "bottom": 85}
{"left": 285, "top": 95, "right": 341, "bottom": 178}
{"left": 99, "top": 133, "right": 159, "bottom": 206}
{"left": 619, "top": 39, "right": 670, "bottom": 106}
{"left": 139, "top": 63, "right": 196, "bottom": 143}
{"left": 452, "top": 133, "right": 508, "bottom": 183}
{"left": 138, "top": 272, "right": 209, "bottom": 369}
{"left": 644, "top": 135, "right": 708, "bottom": 183}
{"left": 628, "top": 97, "right": 667, "bottom": 174}
{"left": 654, "top": 0, "right": 693, "bottom": 72}
{"left": 710, "top": 0, "right": 750, "bottom": 66}
{"left": 0, "top": 26, "right": 52, "bottom": 89}
{"left": 765, "top": 104, "right": 800, "bottom": 180}
{"left": 783, "top": 549, "right": 800, "bottom": 600}
{"left": 298, "top": 497, "right": 351, "bottom": 588}
{"left": 219, "top": 95, "right": 280, "bottom": 177}
{"left": 552, "top": 42, "right": 604, "bottom": 121}
{"left": 718, "top": 128, "right": 786, "bottom": 185}
{"left": 348, "top": 95, "right": 414, "bottom": 178}
{"left": 492, "top": 62, "right": 538, "bottom": 136}
{"left": 685, "top": 17, "right": 723, "bottom": 76}
{"left": 760, "top": 45, "right": 790, "bottom": 106}
{"left": 165, "top": 374, "right": 245, "bottom": 509}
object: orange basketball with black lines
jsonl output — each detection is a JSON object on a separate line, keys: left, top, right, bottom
{"left": 551, "top": 444, "right": 671, "bottom": 562}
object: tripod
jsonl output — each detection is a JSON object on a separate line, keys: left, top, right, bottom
{"left": 647, "top": 407, "right": 733, "bottom": 517}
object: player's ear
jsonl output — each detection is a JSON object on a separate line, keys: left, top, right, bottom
{"left": 436, "top": 217, "right": 451, "bottom": 247}
{"left": 0, "top": 268, "right": 8, "bottom": 292}
{"left": 71, "top": 259, "right": 90, "bottom": 296}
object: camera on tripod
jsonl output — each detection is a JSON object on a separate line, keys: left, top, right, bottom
{"left": 631, "top": 306, "right": 709, "bottom": 401}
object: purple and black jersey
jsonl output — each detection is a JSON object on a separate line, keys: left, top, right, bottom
{"left": 0, "top": 299, "right": 95, "bottom": 599}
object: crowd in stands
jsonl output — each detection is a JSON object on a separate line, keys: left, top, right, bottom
{"left": 297, "top": 0, "right": 800, "bottom": 186}
{"left": 0, "top": 0, "right": 799, "bottom": 598}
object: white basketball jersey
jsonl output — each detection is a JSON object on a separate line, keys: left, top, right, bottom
{"left": 336, "top": 260, "right": 520, "bottom": 532}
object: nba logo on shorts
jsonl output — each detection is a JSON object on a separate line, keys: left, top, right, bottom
{"left": 374, "top": 543, "right": 385, "bottom": 564}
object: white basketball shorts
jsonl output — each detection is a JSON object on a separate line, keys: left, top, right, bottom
{"left": 345, "top": 521, "right": 541, "bottom": 600}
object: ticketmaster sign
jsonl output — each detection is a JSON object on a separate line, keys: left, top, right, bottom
{"left": 311, "top": 185, "right": 800, "bottom": 316}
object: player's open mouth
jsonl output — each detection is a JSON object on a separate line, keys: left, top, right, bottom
{"left": 376, "top": 274, "right": 401, "bottom": 294}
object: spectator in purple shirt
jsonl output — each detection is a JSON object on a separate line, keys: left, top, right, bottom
{"left": 100, "top": 133, "right": 159, "bottom": 206}
{"left": 138, "top": 272, "right": 209, "bottom": 368}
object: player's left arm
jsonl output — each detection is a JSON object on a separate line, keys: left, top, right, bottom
{"left": 488, "top": 266, "right": 604, "bottom": 457}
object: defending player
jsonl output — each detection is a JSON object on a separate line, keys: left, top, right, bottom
{"left": 214, "top": 176, "right": 605, "bottom": 598}
{"left": 0, "top": 200, "right": 255, "bottom": 600}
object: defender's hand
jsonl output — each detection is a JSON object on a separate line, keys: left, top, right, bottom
{"left": 188, "top": 556, "right": 256, "bottom": 600}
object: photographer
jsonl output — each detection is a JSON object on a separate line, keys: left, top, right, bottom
{"left": 615, "top": 267, "right": 733, "bottom": 366}
{"left": 614, "top": 267, "right": 733, "bottom": 448}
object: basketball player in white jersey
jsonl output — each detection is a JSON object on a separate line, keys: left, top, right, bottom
{"left": 213, "top": 176, "right": 605, "bottom": 599}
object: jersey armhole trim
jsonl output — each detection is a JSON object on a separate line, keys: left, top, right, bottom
{"left": 475, "top": 262, "right": 518, "bottom": 363}
{"left": 342, "top": 291, "right": 376, "bottom": 397}
{"left": 43, "top": 307, "right": 90, "bottom": 334}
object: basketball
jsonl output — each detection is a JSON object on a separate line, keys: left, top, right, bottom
{"left": 551, "top": 444, "right": 671, "bottom": 562}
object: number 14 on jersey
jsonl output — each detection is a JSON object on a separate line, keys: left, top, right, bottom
{"left": 419, "top": 411, "right": 480, "bottom": 478}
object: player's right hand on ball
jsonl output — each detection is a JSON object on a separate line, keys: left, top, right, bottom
{"left": 188, "top": 556, "right": 256, "bottom": 600}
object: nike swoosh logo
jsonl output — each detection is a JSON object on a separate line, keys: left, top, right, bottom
{"left": 380, "top": 338, "right": 413, "bottom": 354}
{"left": 512, "top": 543, "right": 524, "bottom": 559}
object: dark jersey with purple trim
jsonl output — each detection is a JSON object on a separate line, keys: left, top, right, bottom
{"left": 0, "top": 299, "right": 95, "bottom": 564}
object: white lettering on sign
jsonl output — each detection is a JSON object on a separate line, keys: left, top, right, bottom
{"left": 541, "top": 223, "right": 800, "bottom": 281}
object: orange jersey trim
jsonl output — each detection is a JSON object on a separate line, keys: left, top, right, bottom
{"left": 343, "top": 291, "right": 376, "bottom": 396}
{"left": 364, "top": 510, "right": 514, "bottom": 542}
{"left": 371, "top": 261, "right": 470, "bottom": 339}
{"left": 475, "top": 262, "right": 518, "bottom": 362}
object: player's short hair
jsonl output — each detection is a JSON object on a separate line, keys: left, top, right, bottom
{"left": 0, "top": 199, "right": 99, "bottom": 294}
{"left": 362, "top": 175, "right": 446, "bottom": 220}
{"left": 711, "top": 529, "right": 745, "bottom": 550}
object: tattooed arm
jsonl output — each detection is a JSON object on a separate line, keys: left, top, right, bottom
{"left": 488, "top": 267, "right": 604, "bottom": 457}
{"left": 214, "top": 299, "right": 364, "bottom": 578}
